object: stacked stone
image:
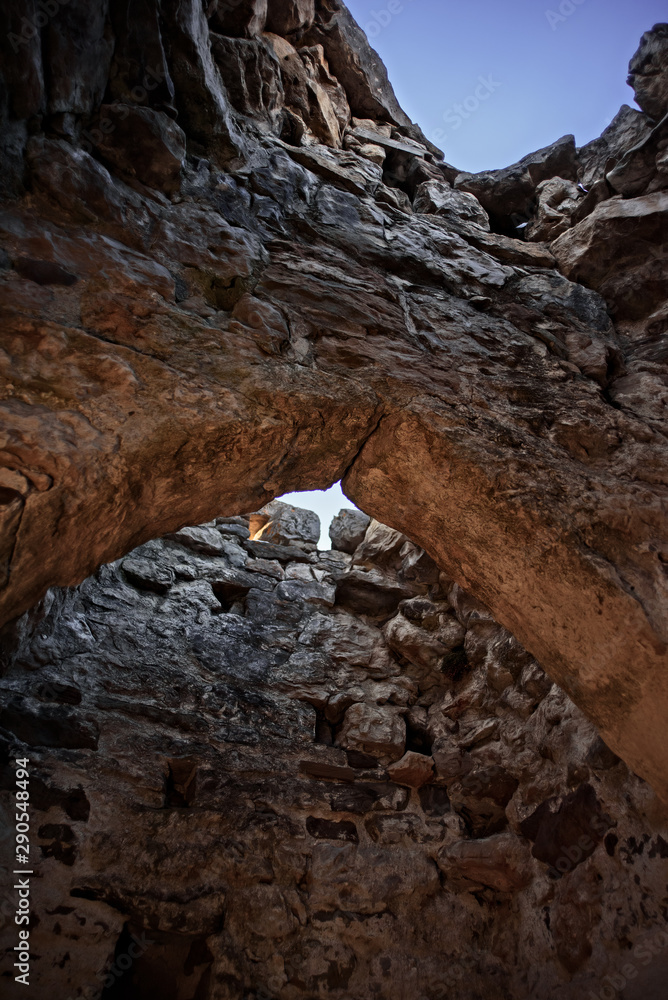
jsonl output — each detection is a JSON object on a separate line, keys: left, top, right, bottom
{"left": 1, "top": 504, "right": 666, "bottom": 999}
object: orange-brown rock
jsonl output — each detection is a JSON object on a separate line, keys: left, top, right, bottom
{"left": 387, "top": 750, "right": 435, "bottom": 788}
{"left": 0, "top": 0, "right": 667, "bottom": 817}
{"left": 627, "top": 23, "right": 668, "bottom": 122}
{"left": 2, "top": 508, "right": 666, "bottom": 998}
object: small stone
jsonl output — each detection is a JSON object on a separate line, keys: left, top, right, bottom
{"left": 165, "top": 525, "right": 227, "bottom": 556}
{"left": 357, "top": 142, "right": 386, "bottom": 166}
{"left": 351, "top": 117, "right": 392, "bottom": 138}
{"left": 251, "top": 500, "right": 320, "bottom": 548}
{"left": 248, "top": 557, "right": 284, "bottom": 580}
{"left": 437, "top": 834, "right": 533, "bottom": 893}
{"left": 431, "top": 735, "right": 468, "bottom": 782}
{"left": 387, "top": 751, "right": 434, "bottom": 788}
{"left": 336, "top": 702, "right": 406, "bottom": 765}
{"left": 122, "top": 556, "right": 174, "bottom": 594}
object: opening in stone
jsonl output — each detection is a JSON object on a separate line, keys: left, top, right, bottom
{"left": 274, "top": 482, "right": 362, "bottom": 550}
{"left": 1, "top": 0, "right": 668, "bottom": 996}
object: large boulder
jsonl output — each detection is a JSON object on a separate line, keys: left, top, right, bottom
{"left": 413, "top": 179, "right": 490, "bottom": 230}
{"left": 92, "top": 105, "right": 186, "bottom": 193}
{"left": 551, "top": 191, "right": 668, "bottom": 320}
{"left": 210, "top": 34, "right": 284, "bottom": 127}
{"left": 383, "top": 607, "right": 466, "bottom": 688}
{"left": 329, "top": 508, "right": 371, "bottom": 553}
{"left": 264, "top": 33, "right": 350, "bottom": 147}
{"left": 336, "top": 701, "right": 407, "bottom": 763}
{"left": 525, "top": 176, "right": 582, "bottom": 242}
{"left": 605, "top": 115, "right": 668, "bottom": 197}
{"left": 454, "top": 134, "right": 577, "bottom": 232}
{"left": 387, "top": 750, "right": 434, "bottom": 788}
{"left": 160, "top": 0, "right": 246, "bottom": 159}
{"left": 627, "top": 23, "right": 668, "bottom": 122}
{"left": 207, "top": 0, "right": 268, "bottom": 37}
{"left": 265, "top": 0, "right": 315, "bottom": 35}
{"left": 577, "top": 104, "right": 653, "bottom": 190}
{"left": 251, "top": 500, "right": 321, "bottom": 549}
{"left": 437, "top": 834, "right": 534, "bottom": 893}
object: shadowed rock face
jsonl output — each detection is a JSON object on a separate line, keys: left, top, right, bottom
{"left": 0, "top": 4, "right": 667, "bottom": 807}
{"left": 1, "top": 509, "right": 667, "bottom": 999}
{"left": 627, "top": 23, "right": 668, "bottom": 123}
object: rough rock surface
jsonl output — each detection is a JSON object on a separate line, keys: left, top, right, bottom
{"left": 0, "top": 1, "right": 667, "bottom": 828}
{"left": 525, "top": 176, "right": 582, "bottom": 242}
{"left": 627, "top": 23, "right": 668, "bottom": 122}
{"left": 328, "top": 508, "right": 370, "bottom": 553}
{"left": 577, "top": 104, "right": 653, "bottom": 191}
{"left": 454, "top": 134, "right": 578, "bottom": 232}
{"left": 1, "top": 510, "right": 667, "bottom": 999}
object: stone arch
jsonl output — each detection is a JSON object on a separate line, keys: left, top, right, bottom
{"left": 1, "top": 276, "right": 667, "bottom": 800}
{"left": 0, "top": 0, "right": 667, "bottom": 804}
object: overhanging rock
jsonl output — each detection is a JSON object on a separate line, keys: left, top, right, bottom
{"left": 0, "top": 2, "right": 667, "bottom": 804}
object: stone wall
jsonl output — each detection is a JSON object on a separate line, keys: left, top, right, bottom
{"left": 1, "top": 6, "right": 668, "bottom": 996}
{"left": 0, "top": 5, "right": 668, "bottom": 797}
{"left": 1, "top": 503, "right": 666, "bottom": 999}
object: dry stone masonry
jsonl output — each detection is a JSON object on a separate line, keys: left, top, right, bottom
{"left": 1, "top": 3, "right": 668, "bottom": 997}
{"left": 1, "top": 503, "right": 667, "bottom": 999}
{"left": 0, "top": 5, "right": 668, "bottom": 797}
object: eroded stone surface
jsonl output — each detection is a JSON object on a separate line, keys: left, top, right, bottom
{"left": 627, "top": 23, "right": 668, "bottom": 122}
{"left": 552, "top": 191, "right": 668, "bottom": 321}
{"left": 329, "top": 508, "right": 370, "bottom": 553}
{"left": 577, "top": 104, "right": 653, "bottom": 190}
{"left": 0, "top": 4, "right": 667, "bottom": 816}
{"left": 0, "top": 511, "right": 666, "bottom": 999}
{"left": 454, "top": 134, "right": 577, "bottom": 232}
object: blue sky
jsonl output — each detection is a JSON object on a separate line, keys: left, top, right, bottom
{"left": 279, "top": 483, "right": 354, "bottom": 548}
{"left": 344, "top": 0, "right": 665, "bottom": 172}
{"left": 282, "top": 0, "right": 664, "bottom": 544}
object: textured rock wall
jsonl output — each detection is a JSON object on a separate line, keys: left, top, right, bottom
{"left": 0, "top": 0, "right": 668, "bottom": 942}
{"left": 0, "top": 4, "right": 668, "bottom": 794}
{"left": 1, "top": 503, "right": 667, "bottom": 999}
